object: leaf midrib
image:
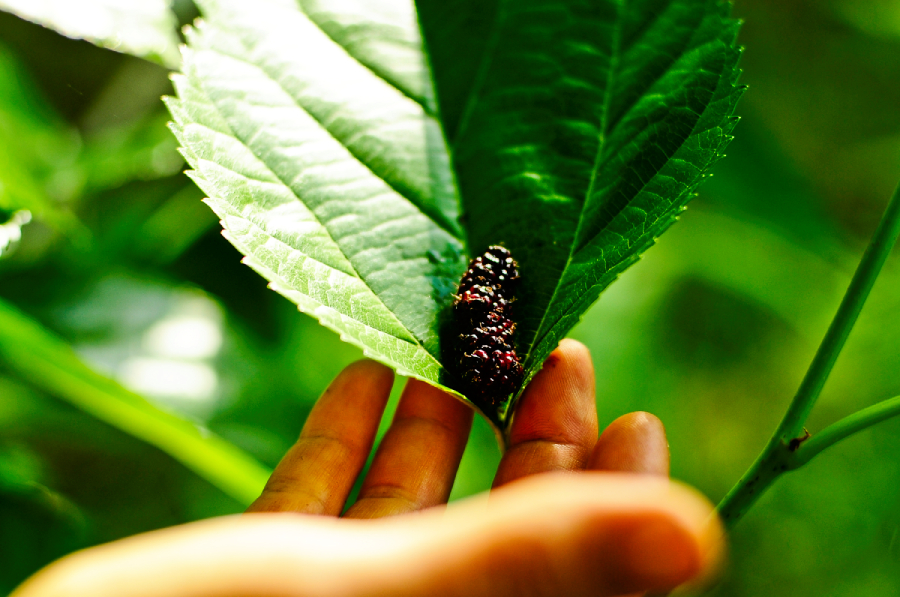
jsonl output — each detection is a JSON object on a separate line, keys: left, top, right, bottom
{"left": 524, "top": 0, "right": 624, "bottom": 365}
{"left": 449, "top": 0, "right": 506, "bottom": 150}
{"left": 413, "top": 4, "right": 469, "bottom": 251}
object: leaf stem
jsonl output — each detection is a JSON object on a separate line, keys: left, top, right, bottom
{"left": 794, "top": 394, "right": 900, "bottom": 466}
{"left": 0, "top": 298, "right": 271, "bottom": 505}
{"left": 718, "top": 180, "right": 900, "bottom": 527}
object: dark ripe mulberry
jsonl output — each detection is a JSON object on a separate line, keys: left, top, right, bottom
{"left": 476, "top": 349, "right": 523, "bottom": 403}
{"left": 458, "top": 246, "right": 520, "bottom": 297}
{"left": 458, "top": 331, "right": 512, "bottom": 354}
{"left": 482, "top": 246, "right": 520, "bottom": 290}
{"left": 495, "top": 351, "right": 522, "bottom": 374}
{"left": 453, "top": 246, "right": 525, "bottom": 409}
{"left": 457, "top": 259, "right": 494, "bottom": 294}
{"left": 455, "top": 284, "right": 496, "bottom": 308}
{"left": 457, "top": 319, "right": 516, "bottom": 353}
{"left": 454, "top": 284, "right": 509, "bottom": 323}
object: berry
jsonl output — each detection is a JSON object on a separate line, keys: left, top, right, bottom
{"left": 458, "top": 247, "right": 520, "bottom": 297}
{"left": 453, "top": 246, "right": 524, "bottom": 409}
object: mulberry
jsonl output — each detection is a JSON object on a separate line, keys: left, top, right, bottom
{"left": 453, "top": 246, "right": 524, "bottom": 409}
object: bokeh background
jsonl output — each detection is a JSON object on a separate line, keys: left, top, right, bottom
{"left": 2, "top": 0, "right": 900, "bottom": 594}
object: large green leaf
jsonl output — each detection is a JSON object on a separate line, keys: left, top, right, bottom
{"left": 168, "top": 0, "right": 743, "bottom": 432}
{"left": 166, "top": 0, "right": 467, "bottom": 402}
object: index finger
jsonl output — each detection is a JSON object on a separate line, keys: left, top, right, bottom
{"left": 492, "top": 339, "right": 598, "bottom": 487}
{"left": 247, "top": 359, "right": 394, "bottom": 515}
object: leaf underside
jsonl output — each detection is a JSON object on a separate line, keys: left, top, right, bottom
{"left": 168, "top": 0, "right": 743, "bottom": 433}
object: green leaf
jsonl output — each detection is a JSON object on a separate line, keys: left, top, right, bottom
{"left": 168, "top": 0, "right": 743, "bottom": 432}
{"left": 0, "top": 0, "right": 181, "bottom": 67}
{"left": 0, "top": 298, "right": 270, "bottom": 505}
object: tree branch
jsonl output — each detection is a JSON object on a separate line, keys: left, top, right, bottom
{"left": 718, "top": 180, "right": 900, "bottom": 528}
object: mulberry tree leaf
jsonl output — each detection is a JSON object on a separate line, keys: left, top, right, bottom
{"left": 169, "top": 0, "right": 743, "bottom": 433}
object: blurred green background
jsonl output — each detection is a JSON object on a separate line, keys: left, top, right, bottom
{"left": 2, "top": 0, "right": 900, "bottom": 595}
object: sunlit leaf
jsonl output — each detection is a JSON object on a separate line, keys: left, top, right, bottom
{"left": 167, "top": 0, "right": 467, "bottom": 404}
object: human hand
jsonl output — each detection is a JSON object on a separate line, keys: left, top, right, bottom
{"left": 13, "top": 340, "right": 723, "bottom": 597}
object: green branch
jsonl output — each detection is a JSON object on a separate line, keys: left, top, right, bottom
{"left": 718, "top": 180, "right": 900, "bottom": 527}
{"left": 795, "top": 394, "right": 900, "bottom": 466}
{"left": 779, "top": 182, "right": 900, "bottom": 441}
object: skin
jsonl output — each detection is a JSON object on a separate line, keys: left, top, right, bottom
{"left": 12, "top": 340, "right": 723, "bottom": 597}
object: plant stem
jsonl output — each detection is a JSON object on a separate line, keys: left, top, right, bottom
{"left": 795, "top": 394, "right": 900, "bottom": 466}
{"left": 779, "top": 182, "right": 900, "bottom": 441}
{"left": 718, "top": 181, "right": 900, "bottom": 527}
{"left": 717, "top": 437, "right": 796, "bottom": 528}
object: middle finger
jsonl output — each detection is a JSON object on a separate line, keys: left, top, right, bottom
{"left": 493, "top": 339, "right": 598, "bottom": 488}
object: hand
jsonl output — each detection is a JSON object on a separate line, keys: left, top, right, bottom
{"left": 12, "top": 340, "right": 723, "bottom": 597}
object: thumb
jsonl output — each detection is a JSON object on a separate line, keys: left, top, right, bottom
{"left": 13, "top": 474, "right": 722, "bottom": 597}
{"left": 393, "top": 473, "right": 723, "bottom": 597}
